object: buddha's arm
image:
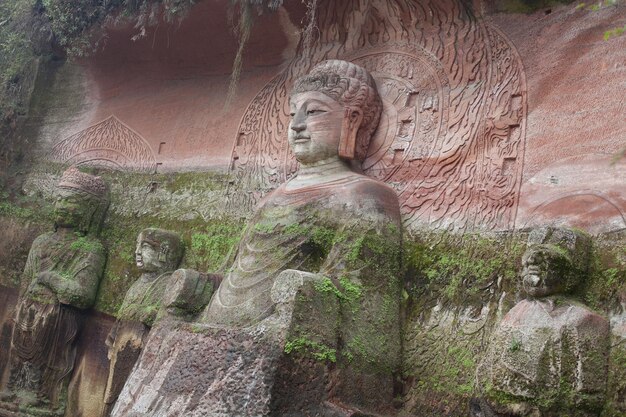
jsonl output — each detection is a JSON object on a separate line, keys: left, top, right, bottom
{"left": 164, "top": 269, "right": 222, "bottom": 318}
{"left": 319, "top": 214, "right": 403, "bottom": 373}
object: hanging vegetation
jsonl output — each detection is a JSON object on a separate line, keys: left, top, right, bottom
{"left": 225, "top": 0, "right": 285, "bottom": 105}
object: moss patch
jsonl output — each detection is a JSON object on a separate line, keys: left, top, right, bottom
{"left": 284, "top": 336, "right": 337, "bottom": 363}
{"left": 404, "top": 232, "right": 526, "bottom": 312}
{"left": 97, "top": 211, "right": 244, "bottom": 315}
{"left": 580, "top": 235, "right": 626, "bottom": 313}
{"left": 402, "top": 232, "right": 526, "bottom": 416}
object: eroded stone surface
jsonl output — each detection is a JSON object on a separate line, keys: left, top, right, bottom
{"left": 103, "top": 228, "right": 184, "bottom": 414}
{"left": 475, "top": 228, "right": 610, "bottom": 416}
{"left": 0, "top": 168, "right": 109, "bottom": 417}
{"left": 18, "top": 0, "right": 623, "bottom": 235}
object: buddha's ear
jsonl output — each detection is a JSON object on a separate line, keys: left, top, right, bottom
{"left": 339, "top": 107, "right": 363, "bottom": 160}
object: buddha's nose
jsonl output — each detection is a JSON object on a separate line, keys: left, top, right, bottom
{"left": 291, "top": 110, "right": 306, "bottom": 132}
{"left": 291, "top": 122, "right": 306, "bottom": 133}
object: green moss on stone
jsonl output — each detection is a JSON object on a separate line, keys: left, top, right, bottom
{"left": 404, "top": 232, "right": 525, "bottom": 310}
{"left": 284, "top": 336, "right": 337, "bottom": 363}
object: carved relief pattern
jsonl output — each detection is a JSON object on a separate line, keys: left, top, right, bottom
{"left": 352, "top": 48, "right": 448, "bottom": 186}
{"left": 50, "top": 116, "right": 157, "bottom": 173}
{"left": 228, "top": 0, "right": 527, "bottom": 231}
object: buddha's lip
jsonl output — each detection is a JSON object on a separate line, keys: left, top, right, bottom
{"left": 293, "top": 136, "right": 310, "bottom": 142}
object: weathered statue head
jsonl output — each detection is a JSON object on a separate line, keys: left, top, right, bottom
{"left": 289, "top": 60, "right": 382, "bottom": 164}
{"left": 54, "top": 167, "right": 109, "bottom": 235}
{"left": 521, "top": 227, "right": 591, "bottom": 297}
{"left": 135, "top": 228, "right": 184, "bottom": 273}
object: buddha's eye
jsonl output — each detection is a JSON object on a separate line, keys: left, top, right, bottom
{"left": 307, "top": 109, "right": 324, "bottom": 115}
{"left": 289, "top": 112, "right": 295, "bottom": 117}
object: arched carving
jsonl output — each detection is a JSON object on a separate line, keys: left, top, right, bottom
{"left": 50, "top": 116, "right": 157, "bottom": 173}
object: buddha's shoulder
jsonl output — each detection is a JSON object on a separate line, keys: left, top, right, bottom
{"left": 33, "top": 231, "right": 55, "bottom": 243}
{"left": 341, "top": 174, "right": 398, "bottom": 199}
{"left": 333, "top": 175, "right": 401, "bottom": 222}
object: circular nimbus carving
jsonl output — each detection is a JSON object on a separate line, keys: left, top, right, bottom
{"left": 350, "top": 49, "right": 448, "bottom": 188}
{"left": 228, "top": 19, "right": 527, "bottom": 233}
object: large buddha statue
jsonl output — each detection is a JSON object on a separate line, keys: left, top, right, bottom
{"left": 475, "top": 227, "right": 610, "bottom": 417}
{"left": 102, "top": 228, "right": 184, "bottom": 415}
{"left": 205, "top": 58, "right": 403, "bottom": 410}
{"left": 203, "top": 60, "right": 401, "bottom": 333}
{"left": 0, "top": 167, "right": 109, "bottom": 416}
{"left": 111, "top": 60, "right": 402, "bottom": 416}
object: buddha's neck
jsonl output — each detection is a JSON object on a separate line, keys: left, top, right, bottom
{"left": 288, "top": 157, "right": 354, "bottom": 189}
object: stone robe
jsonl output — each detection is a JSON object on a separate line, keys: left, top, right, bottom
{"left": 205, "top": 174, "right": 401, "bottom": 329}
{"left": 477, "top": 298, "right": 610, "bottom": 416}
{"left": 104, "top": 272, "right": 173, "bottom": 408}
{"left": 3, "top": 231, "right": 105, "bottom": 414}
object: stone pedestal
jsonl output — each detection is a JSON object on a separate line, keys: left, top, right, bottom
{"left": 110, "top": 272, "right": 375, "bottom": 417}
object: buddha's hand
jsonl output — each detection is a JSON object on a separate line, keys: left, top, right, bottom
{"left": 164, "top": 269, "right": 219, "bottom": 318}
{"left": 271, "top": 270, "right": 340, "bottom": 335}
{"left": 271, "top": 270, "right": 326, "bottom": 305}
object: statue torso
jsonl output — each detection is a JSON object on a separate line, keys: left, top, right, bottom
{"left": 203, "top": 173, "right": 401, "bottom": 328}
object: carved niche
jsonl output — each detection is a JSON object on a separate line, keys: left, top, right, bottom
{"left": 227, "top": 0, "right": 527, "bottom": 232}
{"left": 50, "top": 115, "right": 157, "bottom": 173}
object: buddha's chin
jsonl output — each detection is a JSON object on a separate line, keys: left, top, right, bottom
{"left": 292, "top": 149, "right": 317, "bottom": 165}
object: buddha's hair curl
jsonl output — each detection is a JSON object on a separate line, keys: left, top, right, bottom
{"left": 291, "top": 60, "right": 383, "bottom": 161}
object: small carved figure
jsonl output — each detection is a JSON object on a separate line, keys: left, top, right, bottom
{"left": 0, "top": 167, "right": 109, "bottom": 416}
{"left": 102, "top": 228, "right": 183, "bottom": 414}
{"left": 475, "top": 227, "right": 610, "bottom": 417}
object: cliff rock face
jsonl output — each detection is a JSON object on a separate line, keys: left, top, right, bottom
{"left": 0, "top": 0, "right": 624, "bottom": 416}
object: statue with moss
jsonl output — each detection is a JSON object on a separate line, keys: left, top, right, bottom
{"left": 112, "top": 60, "right": 402, "bottom": 416}
{"left": 102, "top": 228, "right": 185, "bottom": 416}
{"left": 0, "top": 167, "right": 109, "bottom": 416}
{"left": 474, "top": 227, "right": 610, "bottom": 417}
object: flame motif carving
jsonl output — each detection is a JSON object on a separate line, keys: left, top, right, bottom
{"left": 228, "top": 0, "right": 527, "bottom": 232}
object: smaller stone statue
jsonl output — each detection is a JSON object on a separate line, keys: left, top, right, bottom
{"left": 102, "top": 228, "right": 183, "bottom": 414}
{"left": 475, "top": 227, "right": 610, "bottom": 417}
{"left": 0, "top": 167, "right": 109, "bottom": 416}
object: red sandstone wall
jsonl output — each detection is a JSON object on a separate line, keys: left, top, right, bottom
{"left": 490, "top": 6, "right": 626, "bottom": 234}
{"left": 38, "top": 0, "right": 301, "bottom": 172}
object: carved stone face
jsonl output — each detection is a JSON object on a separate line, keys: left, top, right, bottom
{"left": 135, "top": 236, "right": 165, "bottom": 273}
{"left": 54, "top": 188, "right": 90, "bottom": 229}
{"left": 288, "top": 91, "right": 345, "bottom": 165}
{"left": 521, "top": 244, "right": 571, "bottom": 297}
